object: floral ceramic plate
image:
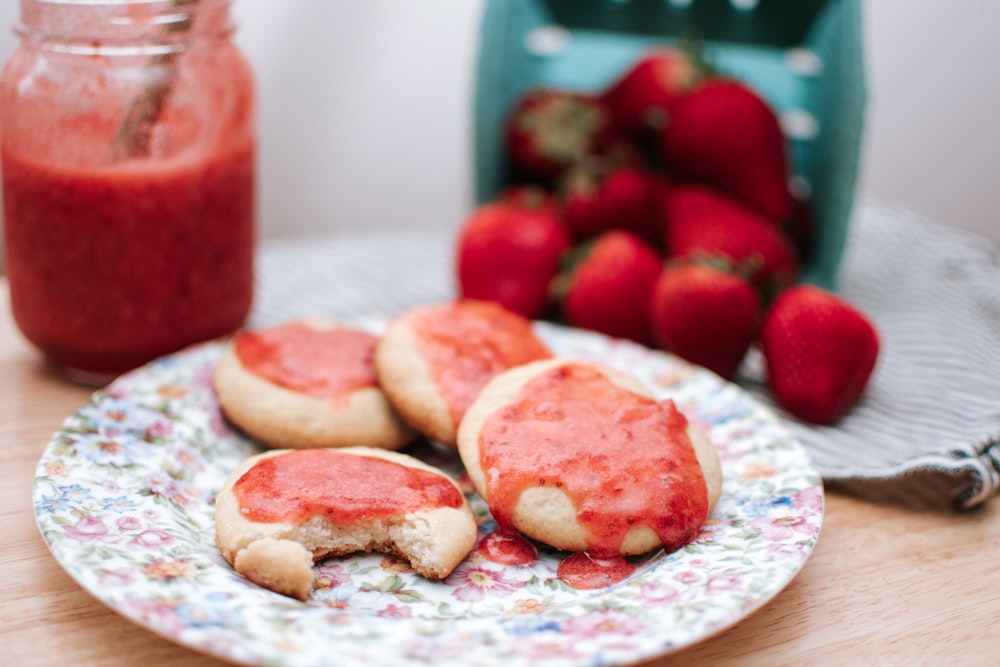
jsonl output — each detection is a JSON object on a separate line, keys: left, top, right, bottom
{"left": 33, "top": 322, "right": 823, "bottom": 667}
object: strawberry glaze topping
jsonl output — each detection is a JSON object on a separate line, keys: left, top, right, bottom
{"left": 477, "top": 363, "right": 709, "bottom": 587}
{"left": 410, "top": 301, "right": 552, "bottom": 426}
{"left": 232, "top": 449, "right": 464, "bottom": 524}
{"left": 235, "top": 321, "right": 379, "bottom": 405}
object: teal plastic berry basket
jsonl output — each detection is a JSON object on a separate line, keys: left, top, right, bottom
{"left": 473, "top": 0, "right": 866, "bottom": 290}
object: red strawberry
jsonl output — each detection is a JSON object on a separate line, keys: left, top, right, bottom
{"left": 456, "top": 201, "right": 571, "bottom": 318}
{"left": 760, "top": 285, "right": 879, "bottom": 424}
{"left": 504, "top": 88, "right": 618, "bottom": 183}
{"left": 558, "top": 230, "right": 662, "bottom": 345}
{"left": 659, "top": 79, "right": 793, "bottom": 223}
{"left": 495, "top": 184, "right": 563, "bottom": 219}
{"left": 602, "top": 47, "right": 703, "bottom": 135}
{"left": 649, "top": 258, "right": 762, "bottom": 379}
{"left": 662, "top": 184, "right": 798, "bottom": 296}
{"left": 561, "top": 164, "right": 664, "bottom": 246}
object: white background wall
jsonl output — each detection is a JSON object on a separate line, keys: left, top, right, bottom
{"left": 0, "top": 0, "right": 997, "bottom": 245}
{"left": 861, "top": 0, "right": 1000, "bottom": 242}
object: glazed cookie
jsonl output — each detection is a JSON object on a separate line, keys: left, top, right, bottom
{"left": 457, "top": 358, "right": 722, "bottom": 558}
{"left": 215, "top": 446, "right": 478, "bottom": 600}
{"left": 374, "top": 299, "right": 552, "bottom": 448}
{"left": 213, "top": 318, "right": 415, "bottom": 450}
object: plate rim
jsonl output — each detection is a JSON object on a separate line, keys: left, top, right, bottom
{"left": 32, "top": 321, "right": 824, "bottom": 667}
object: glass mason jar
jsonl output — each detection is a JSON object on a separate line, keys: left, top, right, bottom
{"left": 1, "top": 0, "right": 256, "bottom": 385}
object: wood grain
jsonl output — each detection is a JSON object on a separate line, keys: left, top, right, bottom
{"left": 1, "top": 279, "right": 996, "bottom": 667}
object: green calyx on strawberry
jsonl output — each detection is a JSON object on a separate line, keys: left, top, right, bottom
{"left": 560, "top": 161, "right": 664, "bottom": 247}
{"left": 662, "top": 184, "right": 799, "bottom": 300}
{"left": 496, "top": 184, "right": 563, "bottom": 219}
{"left": 456, "top": 201, "right": 571, "bottom": 319}
{"left": 602, "top": 45, "right": 707, "bottom": 137}
{"left": 658, "top": 78, "right": 794, "bottom": 223}
{"left": 760, "top": 285, "right": 880, "bottom": 424}
{"left": 555, "top": 230, "right": 663, "bottom": 345}
{"left": 649, "top": 255, "right": 762, "bottom": 379}
{"left": 504, "top": 88, "right": 622, "bottom": 184}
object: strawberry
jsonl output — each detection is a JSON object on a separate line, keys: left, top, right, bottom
{"left": 662, "top": 184, "right": 798, "bottom": 296}
{"left": 558, "top": 230, "right": 662, "bottom": 345}
{"left": 495, "top": 184, "right": 563, "bottom": 220}
{"left": 504, "top": 88, "right": 619, "bottom": 183}
{"left": 658, "top": 79, "right": 793, "bottom": 223}
{"left": 456, "top": 201, "right": 571, "bottom": 318}
{"left": 760, "top": 285, "right": 879, "bottom": 424}
{"left": 561, "top": 163, "right": 664, "bottom": 246}
{"left": 602, "top": 47, "right": 703, "bottom": 136}
{"left": 649, "top": 258, "right": 762, "bottom": 379}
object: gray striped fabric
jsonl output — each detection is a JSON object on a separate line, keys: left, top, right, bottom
{"left": 739, "top": 202, "right": 1000, "bottom": 509}
{"left": 252, "top": 200, "right": 1000, "bottom": 510}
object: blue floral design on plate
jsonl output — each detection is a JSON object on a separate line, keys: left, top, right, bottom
{"left": 33, "top": 321, "right": 823, "bottom": 667}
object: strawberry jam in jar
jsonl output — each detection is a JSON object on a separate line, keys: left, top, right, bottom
{"left": 1, "top": 0, "right": 256, "bottom": 384}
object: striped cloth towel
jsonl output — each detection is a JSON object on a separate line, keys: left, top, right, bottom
{"left": 252, "top": 200, "right": 1000, "bottom": 510}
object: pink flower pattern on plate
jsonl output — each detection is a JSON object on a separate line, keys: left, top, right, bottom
{"left": 33, "top": 326, "right": 823, "bottom": 667}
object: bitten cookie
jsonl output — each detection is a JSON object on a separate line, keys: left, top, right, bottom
{"left": 213, "top": 318, "right": 415, "bottom": 450}
{"left": 374, "top": 299, "right": 552, "bottom": 448}
{"left": 215, "top": 446, "right": 478, "bottom": 600}
{"left": 456, "top": 358, "right": 722, "bottom": 557}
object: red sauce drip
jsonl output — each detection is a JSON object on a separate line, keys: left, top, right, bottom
{"left": 232, "top": 449, "right": 465, "bottom": 524}
{"left": 556, "top": 552, "right": 636, "bottom": 589}
{"left": 478, "top": 527, "right": 538, "bottom": 566}
{"left": 479, "top": 363, "right": 709, "bottom": 559}
{"left": 410, "top": 300, "right": 551, "bottom": 425}
{"left": 234, "top": 322, "right": 378, "bottom": 404}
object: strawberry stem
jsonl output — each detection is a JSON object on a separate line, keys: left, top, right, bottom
{"left": 677, "top": 30, "right": 718, "bottom": 81}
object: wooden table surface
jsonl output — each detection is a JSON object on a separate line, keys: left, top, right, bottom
{"left": 2, "top": 280, "right": 998, "bottom": 667}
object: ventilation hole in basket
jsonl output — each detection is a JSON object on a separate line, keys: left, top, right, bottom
{"left": 729, "top": 0, "right": 760, "bottom": 12}
{"left": 785, "top": 48, "right": 824, "bottom": 77}
{"left": 667, "top": 0, "right": 693, "bottom": 9}
{"left": 781, "top": 109, "right": 820, "bottom": 141}
{"left": 790, "top": 175, "right": 812, "bottom": 200}
{"left": 523, "top": 25, "right": 572, "bottom": 57}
